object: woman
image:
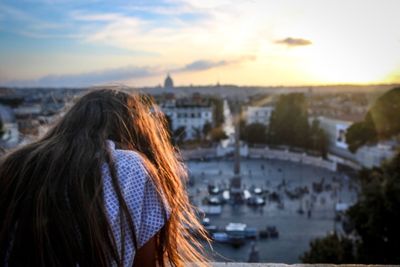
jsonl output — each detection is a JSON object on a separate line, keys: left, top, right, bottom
{"left": 0, "top": 89, "right": 209, "bottom": 266}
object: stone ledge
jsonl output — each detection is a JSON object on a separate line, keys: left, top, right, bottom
{"left": 210, "top": 264, "right": 399, "bottom": 267}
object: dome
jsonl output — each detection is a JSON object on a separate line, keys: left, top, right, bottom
{"left": 164, "top": 74, "right": 174, "bottom": 88}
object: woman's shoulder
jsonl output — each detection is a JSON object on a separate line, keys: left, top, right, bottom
{"left": 107, "top": 140, "right": 146, "bottom": 169}
{"left": 103, "top": 140, "right": 150, "bottom": 187}
{"left": 102, "top": 140, "right": 168, "bottom": 261}
{"left": 107, "top": 139, "right": 142, "bottom": 160}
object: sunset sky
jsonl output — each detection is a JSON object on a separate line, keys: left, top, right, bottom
{"left": 1, "top": 0, "right": 400, "bottom": 87}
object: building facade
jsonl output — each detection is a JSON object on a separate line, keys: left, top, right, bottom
{"left": 244, "top": 106, "right": 274, "bottom": 126}
{"left": 317, "top": 116, "right": 397, "bottom": 168}
{"left": 159, "top": 94, "right": 214, "bottom": 140}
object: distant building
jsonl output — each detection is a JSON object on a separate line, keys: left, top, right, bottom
{"left": 244, "top": 106, "right": 274, "bottom": 126}
{"left": 317, "top": 116, "right": 397, "bottom": 168}
{"left": 164, "top": 74, "right": 174, "bottom": 88}
{"left": 0, "top": 104, "right": 19, "bottom": 148}
{"left": 14, "top": 104, "right": 42, "bottom": 118}
{"left": 159, "top": 94, "right": 213, "bottom": 140}
{"left": 0, "top": 104, "right": 15, "bottom": 123}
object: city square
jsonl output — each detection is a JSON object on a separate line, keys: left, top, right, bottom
{"left": 186, "top": 158, "right": 358, "bottom": 263}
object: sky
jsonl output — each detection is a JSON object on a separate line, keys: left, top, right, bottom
{"left": 0, "top": 0, "right": 400, "bottom": 87}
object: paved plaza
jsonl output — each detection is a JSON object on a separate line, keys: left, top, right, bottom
{"left": 185, "top": 158, "right": 358, "bottom": 263}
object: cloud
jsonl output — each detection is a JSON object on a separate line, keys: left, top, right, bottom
{"left": 38, "top": 66, "right": 156, "bottom": 86}
{"left": 71, "top": 11, "right": 131, "bottom": 22}
{"left": 122, "top": 3, "right": 201, "bottom": 16}
{"left": 275, "top": 37, "right": 312, "bottom": 47}
{"left": 3, "top": 66, "right": 158, "bottom": 87}
{"left": 2, "top": 56, "right": 254, "bottom": 87}
{"left": 181, "top": 60, "right": 227, "bottom": 71}
{"left": 179, "top": 55, "right": 256, "bottom": 72}
{"left": 68, "top": 1, "right": 267, "bottom": 62}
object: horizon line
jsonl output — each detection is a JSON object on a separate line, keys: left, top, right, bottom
{"left": 1, "top": 82, "right": 400, "bottom": 90}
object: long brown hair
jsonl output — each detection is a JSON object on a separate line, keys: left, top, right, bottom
{"left": 0, "top": 88, "right": 210, "bottom": 266}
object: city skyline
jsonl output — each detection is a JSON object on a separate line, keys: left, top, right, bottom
{"left": 1, "top": 0, "right": 400, "bottom": 87}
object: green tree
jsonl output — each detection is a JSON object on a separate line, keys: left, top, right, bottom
{"left": 0, "top": 118, "right": 5, "bottom": 138}
{"left": 302, "top": 152, "right": 400, "bottom": 264}
{"left": 310, "top": 119, "right": 329, "bottom": 158}
{"left": 346, "top": 153, "right": 400, "bottom": 264}
{"left": 174, "top": 126, "right": 186, "bottom": 145}
{"left": 210, "top": 97, "right": 224, "bottom": 127}
{"left": 164, "top": 115, "right": 175, "bottom": 144}
{"left": 239, "top": 119, "right": 246, "bottom": 140}
{"left": 202, "top": 122, "right": 212, "bottom": 139}
{"left": 267, "top": 94, "right": 328, "bottom": 155}
{"left": 241, "top": 123, "right": 267, "bottom": 145}
{"left": 210, "top": 127, "right": 227, "bottom": 142}
{"left": 268, "top": 93, "right": 309, "bottom": 148}
{"left": 300, "top": 233, "right": 355, "bottom": 263}
{"left": 346, "top": 87, "right": 400, "bottom": 152}
{"left": 192, "top": 127, "right": 202, "bottom": 141}
{"left": 165, "top": 115, "right": 173, "bottom": 133}
{"left": 346, "top": 114, "right": 377, "bottom": 153}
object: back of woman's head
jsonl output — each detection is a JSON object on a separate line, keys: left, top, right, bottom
{"left": 0, "top": 88, "right": 209, "bottom": 267}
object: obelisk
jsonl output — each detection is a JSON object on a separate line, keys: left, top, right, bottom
{"left": 230, "top": 100, "right": 242, "bottom": 203}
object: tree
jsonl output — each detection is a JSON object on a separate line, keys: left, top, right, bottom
{"left": 165, "top": 114, "right": 172, "bottom": 132}
{"left": 202, "top": 122, "right": 212, "bottom": 139}
{"left": 300, "top": 233, "right": 354, "bottom": 263}
{"left": 346, "top": 153, "right": 400, "bottom": 264}
{"left": 209, "top": 127, "right": 227, "bottom": 142}
{"left": 241, "top": 123, "right": 267, "bottom": 145}
{"left": 268, "top": 93, "right": 309, "bottom": 148}
{"left": 0, "top": 118, "right": 5, "bottom": 138}
{"left": 302, "top": 152, "right": 400, "bottom": 264}
{"left": 310, "top": 119, "right": 329, "bottom": 158}
{"left": 210, "top": 97, "right": 224, "bottom": 127}
{"left": 164, "top": 115, "right": 175, "bottom": 145}
{"left": 192, "top": 127, "right": 202, "bottom": 141}
{"left": 346, "top": 87, "right": 400, "bottom": 153}
{"left": 267, "top": 93, "right": 328, "bottom": 155}
{"left": 346, "top": 114, "right": 377, "bottom": 153}
{"left": 173, "top": 126, "right": 186, "bottom": 145}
